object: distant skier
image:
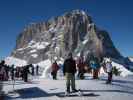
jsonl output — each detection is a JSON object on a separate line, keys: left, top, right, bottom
{"left": 0, "top": 60, "right": 7, "bottom": 81}
{"left": 63, "top": 52, "right": 78, "bottom": 94}
{"left": 77, "top": 56, "right": 85, "bottom": 79}
{"left": 36, "top": 65, "right": 39, "bottom": 76}
{"left": 5, "top": 65, "right": 10, "bottom": 81}
{"left": 10, "top": 65, "right": 15, "bottom": 81}
{"left": 105, "top": 58, "right": 113, "bottom": 84}
{"left": 31, "top": 64, "right": 34, "bottom": 76}
{"left": 23, "top": 65, "right": 30, "bottom": 82}
{"left": 51, "top": 61, "right": 59, "bottom": 80}
{"left": 89, "top": 55, "right": 100, "bottom": 79}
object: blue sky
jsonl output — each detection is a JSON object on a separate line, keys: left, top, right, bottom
{"left": 0, "top": 0, "right": 133, "bottom": 59}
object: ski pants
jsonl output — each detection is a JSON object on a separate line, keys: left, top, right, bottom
{"left": 65, "top": 73, "right": 75, "bottom": 91}
{"left": 107, "top": 72, "right": 112, "bottom": 83}
{"left": 93, "top": 69, "right": 99, "bottom": 79}
{"left": 51, "top": 71, "right": 57, "bottom": 80}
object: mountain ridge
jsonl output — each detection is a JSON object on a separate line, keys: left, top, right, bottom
{"left": 11, "top": 10, "right": 122, "bottom": 64}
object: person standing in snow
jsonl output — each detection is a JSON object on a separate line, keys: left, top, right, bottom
{"left": 51, "top": 61, "right": 59, "bottom": 80}
{"left": 10, "top": 65, "right": 15, "bottom": 81}
{"left": 105, "top": 58, "right": 113, "bottom": 84}
{"left": 31, "top": 64, "right": 34, "bottom": 76}
{"left": 36, "top": 65, "right": 39, "bottom": 76}
{"left": 89, "top": 55, "right": 100, "bottom": 79}
{"left": 63, "top": 52, "right": 78, "bottom": 93}
{"left": 0, "top": 60, "right": 7, "bottom": 81}
{"left": 23, "top": 65, "right": 30, "bottom": 82}
{"left": 77, "top": 56, "right": 85, "bottom": 79}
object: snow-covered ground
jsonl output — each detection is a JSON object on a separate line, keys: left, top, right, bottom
{"left": 2, "top": 75, "right": 133, "bottom": 100}
{"left": 2, "top": 57, "right": 133, "bottom": 100}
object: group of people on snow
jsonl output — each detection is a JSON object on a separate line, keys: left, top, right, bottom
{"left": 0, "top": 60, "right": 40, "bottom": 82}
{"left": 50, "top": 52, "right": 113, "bottom": 93}
{"left": 0, "top": 52, "right": 114, "bottom": 94}
{"left": 51, "top": 53, "right": 113, "bottom": 81}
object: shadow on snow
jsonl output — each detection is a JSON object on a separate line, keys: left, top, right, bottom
{"left": 5, "top": 87, "right": 100, "bottom": 99}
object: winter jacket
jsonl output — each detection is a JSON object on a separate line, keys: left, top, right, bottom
{"left": 63, "top": 58, "right": 76, "bottom": 75}
{"left": 52, "top": 63, "right": 59, "bottom": 72}
{"left": 106, "top": 62, "right": 113, "bottom": 73}
{"left": 89, "top": 57, "right": 100, "bottom": 69}
{"left": 0, "top": 66, "right": 5, "bottom": 75}
{"left": 77, "top": 57, "right": 85, "bottom": 71}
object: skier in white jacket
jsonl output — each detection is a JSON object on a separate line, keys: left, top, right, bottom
{"left": 106, "top": 58, "right": 113, "bottom": 84}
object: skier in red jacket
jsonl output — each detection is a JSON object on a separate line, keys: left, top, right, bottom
{"left": 51, "top": 61, "right": 59, "bottom": 80}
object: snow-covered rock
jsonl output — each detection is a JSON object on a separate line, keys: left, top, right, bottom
{"left": 28, "top": 42, "right": 50, "bottom": 50}
{"left": 29, "top": 49, "right": 37, "bottom": 53}
{"left": 12, "top": 9, "right": 122, "bottom": 65}
{"left": 31, "top": 54, "right": 38, "bottom": 58}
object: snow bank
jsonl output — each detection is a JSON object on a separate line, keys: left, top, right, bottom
{"left": 4, "top": 56, "right": 133, "bottom": 78}
{"left": 103, "top": 58, "right": 133, "bottom": 77}
{"left": 39, "top": 59, "right": 64, "bottom": 79}
{"left": 38, "top": 59, "right": 52, "bottom": 78}
{"left": 112, "top": 61, "right": 133, "bottom": 77}
{"left": 39, "top": 58, "right": 133, "bottom": 79}
{"left": 129, "top": 57, "right": 133, "bottom": 62}
{"left": 5, "top": 57, "right": 27, "bottom": 67}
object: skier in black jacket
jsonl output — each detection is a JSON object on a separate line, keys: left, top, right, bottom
{"left": 63, "top": 52, "right": 78, "bottom": 93}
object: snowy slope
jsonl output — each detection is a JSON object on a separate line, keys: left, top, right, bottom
{"left": 5, "top": 57, "right": 27, "bottom": 67}
{"left": 4, "top": 57, "right": 133, "bottom": 78}
{"left": 37, "top": 60, "right": 52, "bottom": 78}
{"left": 38, "top": 58, "right": 133, "bottom": 78}
{"left": 3, "top": 76, "right": 133, "bottom": 100}
{"left": 112, "top": 61, "right": 133, "bottom": 77}
{"left": 129, "top": 57, "right": 133, "bottom": 62}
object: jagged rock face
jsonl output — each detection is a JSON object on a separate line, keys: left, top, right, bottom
{"left": 11, "top": 10, "right": 122, "bottom": 64}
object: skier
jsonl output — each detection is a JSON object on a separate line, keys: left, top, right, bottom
{"left": 63, "top": 52, "right": 78, "bottom": 94}
{"left": 31, "top": 64, "right": 34, "bottom": 76}
{"left": 89, "top": 55, "right": 100, "bottom": 79}
{"left": 15, "top": 67, "right": 20, "bottom": 78}
{"left": 105, "top": 58, "right": 113, "bottom": 84}
{"left": 51, "top": 61, "right": 59, "bottom": 80}
{"left": 10, "top": 65, "right": 15, "bottom": 81}
{"left": 23, "top": 65, "right": 30, "bottom": 82}
{"left": 36, "top": 65, "right": 39, "bottom": 76}
{"left": 77, "top": 56, "right": 85, "bottom": 79}
{"left": 5, "top": 65, "right": 10, "bottom": 81}
{"left": 0, "top": 60, "right": 6, "bottom": 81}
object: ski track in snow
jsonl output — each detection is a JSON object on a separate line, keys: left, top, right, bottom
{"left": 2, "top": 76, "right": 133, "bottom": 100}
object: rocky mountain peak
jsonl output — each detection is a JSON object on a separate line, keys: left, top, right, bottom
{"left": 11, "top": 10, "right": 122, "bottom": 64}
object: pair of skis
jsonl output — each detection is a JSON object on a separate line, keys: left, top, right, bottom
{"left": 65, "top": 89, "right": 83, "bottom": 96}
